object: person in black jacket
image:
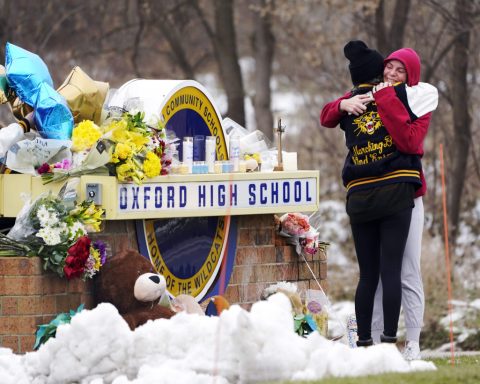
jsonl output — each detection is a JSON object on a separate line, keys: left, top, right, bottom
{"left": 321, "top": 41, "right": 424, "bottom": 347}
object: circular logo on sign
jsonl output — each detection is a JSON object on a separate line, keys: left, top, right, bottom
{"left": 137, "top": 83, "right": 237, "bottom": 301}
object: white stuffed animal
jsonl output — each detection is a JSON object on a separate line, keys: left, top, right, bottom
{"left": 134, "top": 273, "right": 166, "bottom": 302}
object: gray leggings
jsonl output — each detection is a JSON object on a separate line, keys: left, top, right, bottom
{"left": 372, "top": 197, "right": 425, "bottom": 343}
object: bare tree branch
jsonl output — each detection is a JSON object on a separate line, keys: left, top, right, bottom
{"left": 152, "top": 3, "right": 196, "bottom": 78}
{"left": 425, "top": 0, "right": 457, "bottom": 24}
{"left": 424, "top": 31, "right": 463, "bottom": 82}
{"left": 38, "top": 3, "right": 91, "bottom": 53}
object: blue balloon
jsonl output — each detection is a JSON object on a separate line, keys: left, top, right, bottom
{"left": 34, "top": 82, "right": 74, "bottom": 140}
{"left": 5, "top": 42, "right": 53, "bottom": 106}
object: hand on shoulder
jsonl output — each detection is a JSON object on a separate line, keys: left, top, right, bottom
{"left": 339, "top": 94, "right": 374, "bottom": 116}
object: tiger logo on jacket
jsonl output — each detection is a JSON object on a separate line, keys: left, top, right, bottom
{"left": 353, "top": 111, "right": 382, "bottom": 136}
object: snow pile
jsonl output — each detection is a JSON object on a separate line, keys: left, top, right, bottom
{"left": 0, "top": 294, "right": 435, "bottom": 384}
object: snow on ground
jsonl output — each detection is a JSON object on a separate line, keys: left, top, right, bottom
{"left": 439, "top": 299, "right": 480, "bottom": 342}
{"left": 0, "top": 294, "right": 435, "bottom": 384}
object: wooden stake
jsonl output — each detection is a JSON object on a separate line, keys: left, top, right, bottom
{"left": 439, "top": 143, "right": 455, "bottom": 366}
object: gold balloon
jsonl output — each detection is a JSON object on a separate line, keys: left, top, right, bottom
{"left": 57, "top": 66, "right": 109, "bottom": 124}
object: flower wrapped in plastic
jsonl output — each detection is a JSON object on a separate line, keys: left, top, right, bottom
{"left": 279, "top": 213, "right": 311, "bottom": 237}
{"left": 0, "top": 192, "right": 107, "bottom": 280}
{"left": 38, "top": 117, "right": 111, "bottom": 184}
{"left": 6, "top": 135, "right": 72, "bottom": 176}
{"left": 299, "top": 229, "right": 319, "bottom": 255}
{"left": 275, "top": 212, "right": 320, "bottom": 256}
{"left": 39, "top": 111, "right": 170, "bottom": 185}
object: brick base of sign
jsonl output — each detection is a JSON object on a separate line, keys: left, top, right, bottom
{"left": 0, "top": 214, "right": 326, "bottom": 354}
{"left": 0, "top": 257, "right": 94, "bottom": 354}
{"left": 223, "top": 215, "right": 327, "bottom": 310}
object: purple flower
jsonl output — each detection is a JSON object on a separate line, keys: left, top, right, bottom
{"left": 93, "top": 240, "right": 107, "bottom": 265}
{"left": 37, "top": 163, "right": 52, "bottom": 174}
{"left": 54, "top": 158, "right": 72, "bottom": 170}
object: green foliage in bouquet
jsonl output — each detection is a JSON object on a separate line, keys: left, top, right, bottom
{"left": 125, "top": 111, "right": 151, "bottom": 136}
{"left": 0, "top": 192, "right": 107, "bottom": 280}
{"left": 33, "top": 304, "right": 84, "bottom": 350}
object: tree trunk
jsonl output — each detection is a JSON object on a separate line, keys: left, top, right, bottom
{"left": 375, "top": 0, "right": 388, "bottom": 54}
{"left": 252, "top": 0, "right": 275, "bottom": 140}
{"left": 388, "top": 0, "right": 411, "bottom": 51}
{"left": 0, "top": 0, "right": 12, "bottom": 60}
{"left": 449, "top": 0, "right": 472, "bottom": 242}
{"left": 213, "top": 0, "right": 245, "bottom": 126}
{"left": 374, "top": 0, "right": 411, "bottom": 55}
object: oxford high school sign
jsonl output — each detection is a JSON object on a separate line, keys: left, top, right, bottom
{"left": 117, "top": 174, "right": 317, "bottom": 216}
{"left": 107, "top": 80, "right": 318, "bottom": 301}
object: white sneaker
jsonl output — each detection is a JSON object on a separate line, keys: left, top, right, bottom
{"left": 403, "top": 340, "right": 421, "bottom": 361}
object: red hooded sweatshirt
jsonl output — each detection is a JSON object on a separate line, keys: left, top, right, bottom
{"left": 374, "top": 48, "right": 432, "bottom": 197}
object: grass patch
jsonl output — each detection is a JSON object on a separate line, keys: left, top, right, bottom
{"left": 267, "top": 355, "right": 480, "bottom": 384}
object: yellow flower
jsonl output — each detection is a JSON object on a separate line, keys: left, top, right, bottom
{"left": 71, "top": 120, "right": 102, "bottom": 151}
{"left": 129, "top": 131, "right": 149, "bottom": 149}
{"left": 116, "top": 162, "right": 134, "bottom": 182}
{"left": 106, "top": 119, "right": 128, "bottom": 135}
{"left": 114, "top": 142, "right": 133, "bottom": 160}
{"left": 69, "top": 201, "right": 105, "bottom": 233}
{"left": 90, "top": 247, "right": 102, "bottom": 271}
{"left": 143, "top": 151, "right": 161, "bottom": 178}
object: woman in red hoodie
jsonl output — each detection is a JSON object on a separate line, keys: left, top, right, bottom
{"left": 320, "top": 41, "right": 437, "bottom": 354}
{"left": 371, "top": 48, "right": 437, "bottom": 360}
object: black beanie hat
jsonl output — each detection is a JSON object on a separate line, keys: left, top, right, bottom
{"left": 344, "top": 40, "right": 384, "bottom": 85}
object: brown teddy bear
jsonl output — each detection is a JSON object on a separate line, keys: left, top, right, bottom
{"left": 94, "top": 248, "right": 175, "bottom": 329}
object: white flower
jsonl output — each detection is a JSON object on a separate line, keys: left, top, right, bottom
{"left": 68, "top": 221, "right": 86, "bottom": 240}
{"left": 37, "top": 205, "right": 60, "bottom": 228}
{"left": 45, "top": 211, "right": 60, "bottom": 227}
{"left": 36, "top": 227, "right": 62, "bottom": 245}
{"left": 36, "top": 205, "right": 51, "bottom": 227}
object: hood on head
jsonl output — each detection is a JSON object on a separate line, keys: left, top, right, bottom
{"left": 385, "top": 48, "right": 421, "bottom": 86}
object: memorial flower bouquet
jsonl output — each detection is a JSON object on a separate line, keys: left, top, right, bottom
{"left": 104, "top": 111, "right": 165, "bottom": 183}
{"left": 38, "top": 117, "right": 116, "bottom": 184}
{"left": 276, "top": 212, "right": 320, "bottom": 256}
{"left": 0, "top": 192, "right": 107, "bottom": 280}
{"left": 279, "top": 212, "right": 311, "bottom": 236}
{"left": 262, "top": 282, "right": 328, "bottom": 337}
{"left": 39, "top": 111, "right": 168, "bottom": 185}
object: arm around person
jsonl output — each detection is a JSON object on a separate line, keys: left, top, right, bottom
{"left": 374, "top": 85, "right": 433, "bottom": 155}
{"left": 320, "top": 92, "right": 373, "bottom": 127}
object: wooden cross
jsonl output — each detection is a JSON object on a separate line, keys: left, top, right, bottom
{"left": 273, "top": 118, "right": 285, "bottom": 171}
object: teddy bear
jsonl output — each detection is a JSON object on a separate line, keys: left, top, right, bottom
{"left": 93, "top": 248, "right": 175, "bottom": 329}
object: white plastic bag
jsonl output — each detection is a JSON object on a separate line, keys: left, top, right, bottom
{"left": 0, "top": 123, "right": 24, "bottom": 157}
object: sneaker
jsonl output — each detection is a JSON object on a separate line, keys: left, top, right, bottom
{"left": 403, "top": 340, "right": 421, "bottom": 361}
